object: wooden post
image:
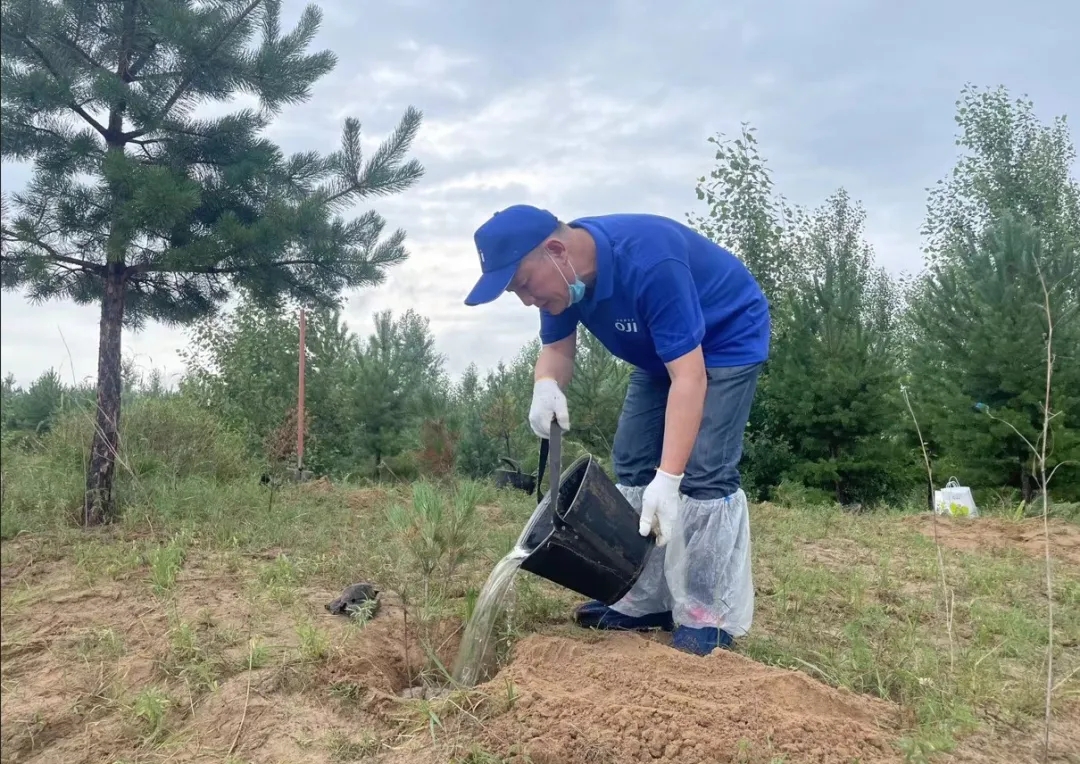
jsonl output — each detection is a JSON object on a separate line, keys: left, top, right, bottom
{"left": 297, "top": 307, "right": 306, "bottom": 471}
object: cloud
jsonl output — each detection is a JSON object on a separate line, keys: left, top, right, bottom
{"left": 2, "top": 0, "right": 1078, "bottom": 389}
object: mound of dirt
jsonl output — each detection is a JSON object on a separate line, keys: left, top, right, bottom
{"left": 476, "top": 633, "right": 904, "bottom": 764}
{"left": 906, "top": 514, "right": 1080, "bottom": 567}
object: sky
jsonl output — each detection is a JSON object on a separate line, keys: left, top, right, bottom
{"left": 2, "top": 0, "right": 1078, "bottom": 389}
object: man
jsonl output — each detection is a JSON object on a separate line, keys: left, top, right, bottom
{"left": 463, "top": 204, "right": 769, "bottom": 656}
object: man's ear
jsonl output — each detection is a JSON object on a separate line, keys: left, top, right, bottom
{"left": 543, "top": 237, "right": 567, "bottom": 260}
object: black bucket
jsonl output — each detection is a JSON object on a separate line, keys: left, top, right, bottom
{"left": 517, "top": 423, "right": 653, "bottom": 606}
{"left": 493, "top": 457, "right": 536, "bottom": 495}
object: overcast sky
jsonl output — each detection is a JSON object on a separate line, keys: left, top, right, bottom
{"left": 2, "top": 0, "right": 1077, "bottom": 388}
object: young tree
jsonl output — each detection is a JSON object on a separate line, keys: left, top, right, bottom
{"left": 180, "top": 295, "right": 355, "bottom": 474}
{"left": 907, "top": 85, "right": 1080, "bottom": 499}
{"left": 452, "top": 362, "right": 503, "bottom": 479}
{"left": 767, "top": 189, "right": 912, "bottom": 504}
{"left": 906, "top": 214, "right": 1080, "bottom": 499}
{"left": 922, "top": 84, "right": 1079, "bottom": 264}
{"left": 347, "top": 309, "right": 445, "bottom": 472}
{"left": 0, "top": 0, "right": 424, "bottom": 523}
{"left": 687, "top": 123, "right": 801, "bottom": 301}
{"left": 480, "top": 364, "right": 519, "bottom": 460}
{"left": 2, "top": 367, "right": 66, "bottom": 433}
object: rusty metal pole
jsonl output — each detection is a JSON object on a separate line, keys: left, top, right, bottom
{"left": 297, "top": 307, "right": 306, "bottom": 471}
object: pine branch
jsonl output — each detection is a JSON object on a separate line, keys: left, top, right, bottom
{"left": 325, "top": 107, "right": 425, "bottom": 206}
{"left": 16, "top": 37, "right": 108, "bottom": 138}
{"left": 49, "top": 31, "right": 108, "bottom": 74}
{"left": 131, "top": 0, "right": 265, "bottom": 139}
{"left": 132, "top": 258, "right": 325, "bottom": 276}
{"left": 0, "top": 227, "right": 105, "bottom": 273}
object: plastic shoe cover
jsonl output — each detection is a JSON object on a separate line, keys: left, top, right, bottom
{"left": 574, "top": 600, "right": 674, "bottom": 632}
{"left": 672, "top": 624, "right": 734, "bottom": 655}
{"left": 606, "top": 484, "right": 674, "bottom": 618}
{"left": 664, "top": 489, "right": 754, "bottom": 637}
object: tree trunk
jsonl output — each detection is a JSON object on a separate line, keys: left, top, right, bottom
{"left": 83, "top": 264, "right": 126, "bottom": 525}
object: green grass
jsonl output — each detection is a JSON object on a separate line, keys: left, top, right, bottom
{"left": 1, "top": 421, "right": 1076, "bottom": 762}
{"left": 741, "top": 500, "right": 1078, "bottom": 759}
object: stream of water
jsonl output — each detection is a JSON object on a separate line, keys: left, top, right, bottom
{"left": 450, "top": 543, "right": 530, "bottom": 687}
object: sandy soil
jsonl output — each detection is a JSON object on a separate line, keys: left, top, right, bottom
{"left": 473, "top": 632, "right": 905, "bottom": 763}
{"left": 905, "top": 513, "right": 1080, "bottom": 567}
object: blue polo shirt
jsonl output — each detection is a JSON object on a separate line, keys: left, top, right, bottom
{"left": 539, "top": 214, "right": 770, "bottom": 375}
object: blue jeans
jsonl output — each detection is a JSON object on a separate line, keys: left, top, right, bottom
{"left": 612, "top": 363, "right": 762, "bottom": 500}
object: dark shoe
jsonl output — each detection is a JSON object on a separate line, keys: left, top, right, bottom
{"left": 574, "top": 600, "right": 674, "bottom": 632}
{"left": 672, "top": 625, "right": 735, "bottom": 655}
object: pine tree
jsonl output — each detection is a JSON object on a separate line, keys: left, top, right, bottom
{"left": 179, "top": 295, "right": 356, "bottom": 474}
{"left": 767, "top": 189, "right": 912, "bottom": 504}
{"left": 0, "top": 0, "right": 424, "bottom": 523}
{"left": 907, "top": 214, "right": 1080, "bottom": 499}
{"left": 348, "top": 310, "right": 444, "bottom": 473}
{"left": 906, "top": 85, "right": 1080, "bottom": 500}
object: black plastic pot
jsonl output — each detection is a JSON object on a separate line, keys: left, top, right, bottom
{"left": 517, "top": 423, "right": 653, "bottom": 606}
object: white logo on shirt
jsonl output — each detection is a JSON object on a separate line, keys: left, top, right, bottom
{"left": 614, "top": 318, "right": 639, "bottom": 333}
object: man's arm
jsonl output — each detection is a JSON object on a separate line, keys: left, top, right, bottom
{"left": 534, "top": 331, "right": 577, "bottom": 389}
{"left": 637, "top": 254, "right": 708, "bottom": 476}
{"left": 659, "top": 346, "right": 706, "bottom": 476}
{"left": 536, "top": 306, "right": 579, "bottom": 389}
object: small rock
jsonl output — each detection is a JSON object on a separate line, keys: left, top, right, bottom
{"left": 397, "top": 685, "right": 452, "bottom": 700}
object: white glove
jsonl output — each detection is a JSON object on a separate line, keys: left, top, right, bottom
{"left": 528, "top": 377, "right": 570, "bottom": 438}
{"left": 639, "top": 469, "right": 683, "bottom": 547}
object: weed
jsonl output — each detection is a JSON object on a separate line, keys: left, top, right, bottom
{"left": 71, "top": 540, "right": 145, "bottom": 585}
{"left": 329, "top": 681, "right": 366, "bottom": 702}
{"left": 325, "top": 728, "right": 381, "bottom": 760}
{"left": 2, "top": 443, "right": 1076, "bottom": 761}
{"left": 159, "top": 611, "right": 229, "bottom": 695}
{"left": 347, "top": 597, "right": 378, "bottom": 626}
{"left": 149, "top": 537, "right": 186, "bottom": 595}
{"left": 451, "top": 746, "right": 516, "bottom": 763}
{"left": 247, "top": 636, "right": 270, "bottom": 670}
{"left": 296, "top": 618, "right": 330, "bottom": 662}
{"left": 128, "top": 685, "right": 174, "bottom": 744}
{"left": 256, "top": 553, "right": 302, "bottom": 605}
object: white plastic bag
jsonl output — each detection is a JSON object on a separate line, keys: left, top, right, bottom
{"left": 934, "top": 477, "right": 979, "bottom": 518}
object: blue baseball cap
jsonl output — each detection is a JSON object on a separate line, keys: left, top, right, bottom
{"left": 464, "top": 204, "right": 559, "bottom": 306}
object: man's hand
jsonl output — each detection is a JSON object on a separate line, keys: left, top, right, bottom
{"left": 529, "top": 377, "right": 570, "bottom": 438}
{"left": 639, "top": 468, "right": 682, "bottom": 546}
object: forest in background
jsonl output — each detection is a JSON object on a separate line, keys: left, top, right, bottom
{"left": 3, "top": 84, "right": 1078, "bottom": 512}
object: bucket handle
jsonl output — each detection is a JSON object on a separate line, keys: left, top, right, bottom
{"left": 535, "top": 418, "right": 562, "bottom": 512}
{"left": 498, "top": 456, "right": 522, "bottom": 474}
